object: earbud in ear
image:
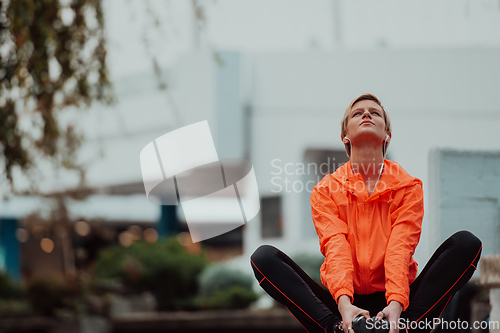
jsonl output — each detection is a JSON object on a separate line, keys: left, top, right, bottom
{"left": 385, "top": 134, "right": 390, "bottom": 142}
{"left": 343, "top": 136, "right": 350, "bottom": 144}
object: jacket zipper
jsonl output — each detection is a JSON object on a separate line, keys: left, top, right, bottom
{"left": 360, "top": 197, "right": 368, "bottom": 294}
{"left": 352, "top": 181, "right": 370, "bottom": 295}
{"left": 347, "top": 180, "right": 396, "bottom": 294}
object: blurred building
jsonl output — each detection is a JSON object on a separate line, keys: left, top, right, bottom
{"left": 1, "top": 1, "right": 500, "bottom": 283}
{"left": 168, "top": 49, "right": 500, "bottom": 276}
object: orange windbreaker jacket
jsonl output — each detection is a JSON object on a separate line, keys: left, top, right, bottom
{"left": 310, "top": 159, "right": 424, "bottom": 311}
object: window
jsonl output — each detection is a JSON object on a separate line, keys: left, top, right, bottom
{"left": 260, "top": 196, "right": 282, "bottom": 238}
{"left": 302, "top": 149, "right": 349, "bottom": 239}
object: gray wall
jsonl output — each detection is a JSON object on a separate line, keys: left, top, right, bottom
{"left": 429, "top": 149, "right": 500, "bottom": 276}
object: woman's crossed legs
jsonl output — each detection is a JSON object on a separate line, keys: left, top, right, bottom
{"left": 250, "top": 231, "right": 482, "bottom": 333}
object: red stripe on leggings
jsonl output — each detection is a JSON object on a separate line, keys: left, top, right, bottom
{"left": 286, "top": 306, "right": 311, "bottom": 333}
{"left": 428, "top": 295, "right": 453, "bottom": 333}
{"left": 251, "top": 259, "right": 327, "bottom": 333}
{"left": 259, "top": 277, "right": 266, "bottom": 285}
{"left": 437, "top": 295, "right": 453, "bottom": 319}
{"left": 415, "top": 243, "right": 482, "bottom": 323}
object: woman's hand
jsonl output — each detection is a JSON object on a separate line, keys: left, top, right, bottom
{"left": 374, "top": 301, "right": 403, "bottom": 333}
{"left": 338, "top": 295, "right": 370, "bottom": 333}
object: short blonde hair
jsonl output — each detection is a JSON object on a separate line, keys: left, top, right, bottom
{"left": 340, "top": 93, "right": 392, "bottom": 158}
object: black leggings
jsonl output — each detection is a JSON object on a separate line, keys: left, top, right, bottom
{"left": 250, "top": 230, "right": 481, "bottom": 333}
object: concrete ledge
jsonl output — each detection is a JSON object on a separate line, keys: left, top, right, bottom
{"left": 112, "top": 308, "right": 303, "bottom": 333}
{"left": 480, "top": 255, "right": 500, "bottom": 288}
{"left": 0, "top": 308, "right": 304, "bottom": 333}
{"left": 0, "top": 317, "right": 79, "bottom": 333}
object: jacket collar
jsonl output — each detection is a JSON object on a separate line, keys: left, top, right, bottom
{"left": 331, "top": 159, "right": 422, "bottom": 200}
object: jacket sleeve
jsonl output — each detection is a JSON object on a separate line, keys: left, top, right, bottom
{"left": 311, "top": 182, "right": 354, "bottom": 303}
{"left": 384, "top": 182, "right": 424, "bottom": 311}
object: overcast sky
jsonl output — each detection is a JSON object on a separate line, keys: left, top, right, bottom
{"left": 103, "top": 0, "right": 500, "bottom": 79}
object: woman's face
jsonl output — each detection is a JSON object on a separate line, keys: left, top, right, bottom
{"left": 344, "top": 99, "right": 390, "bottom": 145}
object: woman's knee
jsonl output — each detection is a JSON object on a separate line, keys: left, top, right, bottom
{"left": 250, "top": 245, "right": 280, "bottom": 270}
{"left": 451, "top": 230, "right": 482, "bottom": 259}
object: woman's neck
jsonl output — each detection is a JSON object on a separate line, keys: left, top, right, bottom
{"left": 350, "top": 145, "right": 385, "bottom": 195}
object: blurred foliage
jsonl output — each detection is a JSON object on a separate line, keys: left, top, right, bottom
{"left": 0, "top": 0, "right": 113, "bottom": 187}
{"left": 25, "top": 277, "right": 81, "bottom": 317}
{"left": 0, "top": 271, "right": 23, "bottom": 299}
{"left": 85, "top": 277, "right": 120, "bottom": 296}
{"left": 197, "top": 285, "right": 258, "bottom": 310}
{"left": 0, "top": 271, "right": 114, "bottom": 318}
{"left": 196, "top": 265, "right": 257, "bottom": 310}
{"left": 292, "top": 252, "right": 325, "bottom": 284}
{"left": 0, "top": 273, "right": 31, "bottom": 317}
{"left": 0, "top": 299, "right": 31, "bottom": 317}
{"left": 94, "top": 237, "right": 209, "bottom": 311}
{"left": 198, "top": 264, "right": 254, "bottom": 297}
